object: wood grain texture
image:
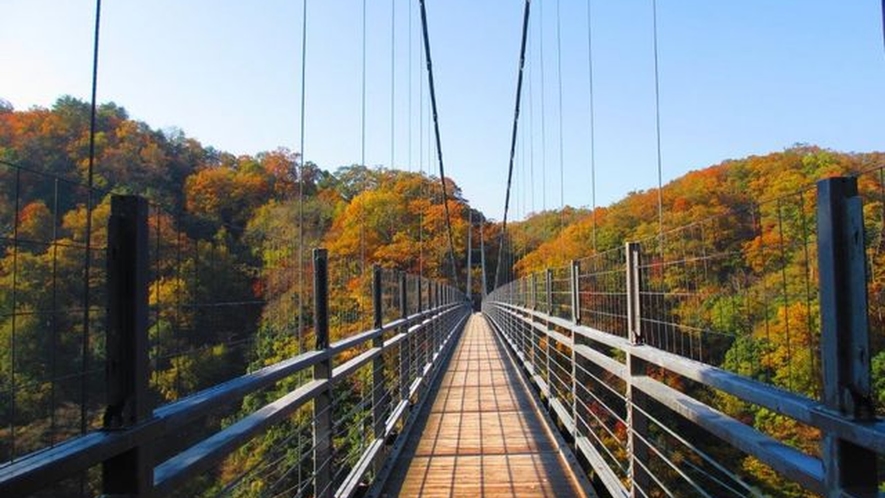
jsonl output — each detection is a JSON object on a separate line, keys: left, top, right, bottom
{"left": 380, "top": 314, "right": 591, "bottom": 497}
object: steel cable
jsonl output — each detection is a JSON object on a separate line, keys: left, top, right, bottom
{"left": 494, "top": 0, "right": 532, "bottom": 289}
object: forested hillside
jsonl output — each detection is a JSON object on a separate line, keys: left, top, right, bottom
{"left": 506, "top": 145, "right": 885, "bottom": 497}
{"left": 3, "top": 96, "right": 885, "bottom": 496}
{"left": 512, "top": 147, "right": 885, "bottom": 274}
{"left": 0, "top": 96, "right": 492, "bottom": 495}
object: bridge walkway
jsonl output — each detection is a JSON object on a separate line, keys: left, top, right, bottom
{"left": 379, "top": 313, "right": 593, "bottom": 497}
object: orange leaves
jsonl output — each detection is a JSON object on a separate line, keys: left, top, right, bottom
{"left": 324, "top": 169, "right": 467, "bottom": 280}
{"left": 184, "top": 162, "right": 271, "bottom": 226}
{"left": 17, "top": 201, "right": 53, "bottom": 243}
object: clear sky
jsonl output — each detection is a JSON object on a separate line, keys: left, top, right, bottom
{"left": 3, "top": 1, "right": 884, "bottom": 222}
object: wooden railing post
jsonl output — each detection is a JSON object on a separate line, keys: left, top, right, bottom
{"left": 522, "top": 277, "right": 527, "bottom": 308}
{"left": 313, "top": 249, "right": 332, "bottom": 498}
{"left": 425, "top": 279, "right": 432, "bottom": 367}
{"left": 627, "top": 244, "right": 643, "bottom": 347}
{"left": 103, "top": 195, "right": 152, "bottom": 496}
{"left": 412, "top": 277, "right": 419, "bottom": 386}
{"left": 817, "top": 177, "right": 878, "bottom": 497}
{"left": 430, "top": 281, "right": 438, "bottom": 356}
{"left": 530, "top": 272, "right": 537, "bottom": 311}
{"left": 400, "top": 272, "right": 410, "bottom": 402}
{"left": 545, "top": 268, "right": 553, "bottom": 390}
{"left": 437, "top": 281, "right": 443, "bottom": 336}
{"left": 421, "top": 279, "right": 433, "bottom": 365}
{"left": 372, "top": 265, "right": 385, "bottom": 441}
{"left": 625, "top": 242, "right": 649, "bottom": 497}
{"left": 546, "top": 268, "right": 553, "bottom": 316}
{"left": 520, "top": 279, "right": 528, "bottom": 360}
{"left": 436, "top": 282, "right": 446, "bottom": 352}
{"left": 571, "top": 260, "right": 581, "bottom": 325}
{"left": 417, "top": 275, "right": 423, "bottom": 313}
{"left": 524, "top": 278, "right": 531, "bottom": 360}
{"left": 570, "top": 260, "right": 580, "bottom": 432}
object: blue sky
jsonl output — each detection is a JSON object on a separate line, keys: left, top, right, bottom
{"left": 3, "top": 1, "right": 884, "bottom": 221}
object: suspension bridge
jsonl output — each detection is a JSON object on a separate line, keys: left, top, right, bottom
{"left": 2, "top": 1, "right": 885, "bottom": 498}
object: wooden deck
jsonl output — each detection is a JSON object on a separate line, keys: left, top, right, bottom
{"left": 380, "top": 313, "right": 592, "bottom": 498}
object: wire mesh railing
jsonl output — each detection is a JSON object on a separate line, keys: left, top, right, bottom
{"left": 484, "top": 175, "right": 885, "bottom": 498}
{"left": 148, "top": 203, "right": 269, "bottom": 404}
{"left": 635, "top": 185, "right": 820, "bottom": 397}
{"left": 217, "top": 404, "right": 315, "bottom": 498}
{"left": 0, "top": 161, "right": 110, "bottom": 465}
{"left": 516, "top": 189, "right": 822, "bottom": 396}
{"left": 577, "top": 245, "right": 629, "bottom": 339}
{"left": 857, "top": 165, "right": 885, "bottom": 417}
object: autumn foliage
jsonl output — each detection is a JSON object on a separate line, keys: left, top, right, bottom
{"left": 3, "top": 96, "right": 885, "bottom": 496}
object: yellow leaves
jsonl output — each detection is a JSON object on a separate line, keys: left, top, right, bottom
{"left": 741, "top": 456, "right": 813, "bottom": 498}
{"left": 325, "top": 169, "right": 466, "bottom": 279}
{"left": 150, "top": 345, "right": 232, "bottom": 402}
{"left": 150, "top": 276, "right": 194, "bottom": 330}
{"left": 184, "top": 165, "right": 271, "bottom": 225}
{"left": 751, "top": 301, "right": 819, "bottom": 397}
{"left": 151, "top": 354, "right": 198, "bottom": 402}
{"left": 60, "top": 195, "right": 111, "bottom": 246}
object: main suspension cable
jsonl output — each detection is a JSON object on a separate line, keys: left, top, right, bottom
{"left": 494, "top": 0, "right": 532, "bottom": 289}
{"left": 418, "top": 0, "right": 460, "bottom": 290}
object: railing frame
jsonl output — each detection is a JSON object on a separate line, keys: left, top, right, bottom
{"left": 484, "top": 176, "right": 881, "bottom": 498}
{"left": 624, "top": 241, "right": 649, "bottom": 497}
{"left": 103, "top": 195, "right": 152, "bottom": 495}
{"left": 313, "top": 248, "right": 333, "bottom": 498}
{"left": 817, "top": 177, "right": 878, "bottom": 496}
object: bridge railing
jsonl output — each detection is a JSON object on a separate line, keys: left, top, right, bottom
{"left": 484, "top": 176, "right": 883, "bottom": 497}
{"left": 0, "top": 156, "right": 287, "bottom": 480}
{"left": 0, "top": 161, "right": 112, "bottom": 473}
{"left": 0, "top": 193, "right": 470, "bottom": 497}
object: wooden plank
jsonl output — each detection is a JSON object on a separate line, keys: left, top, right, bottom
{"left": 391, "top": 455, "right": 582, "bottom": 498}
{"left": 379, "top": 314, "right": 592, "bottom": 497}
